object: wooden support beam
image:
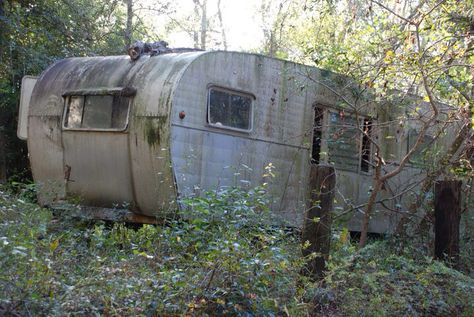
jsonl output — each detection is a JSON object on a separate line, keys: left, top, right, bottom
{"left": 302, "top": 165, "right": 336, "bottom": 280}
{"left": 434, "top": 180, "right": 461, "bottom": 268}
{"left": 51, "top": 204, "right": 162, "bottom": 225}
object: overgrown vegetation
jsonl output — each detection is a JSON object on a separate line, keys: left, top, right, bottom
{"left": 0, "top": 185, "right": 472, "bottom": 316}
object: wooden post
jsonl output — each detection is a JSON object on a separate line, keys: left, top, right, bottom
{"left": 434, "top": 180, "right": 461, "bottom": 267}
{"left": 302, "top": 165, "right": 335, "bottom": 280}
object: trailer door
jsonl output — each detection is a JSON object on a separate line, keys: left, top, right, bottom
{"left": 61, "top": 88, "right": 136, "bottom": 208}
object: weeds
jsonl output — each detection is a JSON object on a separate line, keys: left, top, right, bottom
{"left": 0, "top": 185, "right": 473, "bottom": 316}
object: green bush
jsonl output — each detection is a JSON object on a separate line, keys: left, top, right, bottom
{"left": 0, "top": 186, "right": 310, "bottom": 316}
{"left": 319, "top": 240, "right": 474, "bottom": 317}
{"left": 1, "top": 185, "right": 473, "bottom": 316}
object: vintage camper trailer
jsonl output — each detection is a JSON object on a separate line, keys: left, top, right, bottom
{"left": 18, "top": 50, "right": 443, "bottom": 232}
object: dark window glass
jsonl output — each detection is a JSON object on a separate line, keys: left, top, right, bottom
{"left": 82, "top": 95, "right": 113, "bottom": 128}
{"left": 208, "top": 88, "right": 252, "bottom": 131}
{"left": 311, "top": 107, "right": 324, "bottom": 164}
{"left": 64, "top": 95, "right": 130, "bottom": 130}
{"left": 327, "top": 112, "right": 359, "bottom": 172}
{"left": 361, "top": 119, "right": 372, "bottom": 172}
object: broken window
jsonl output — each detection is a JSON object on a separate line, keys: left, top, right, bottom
{"left": 311, "top": 107, "right": 324, "bottom": 164}
{"left": 63, "top": 94, "right": 131, "bottom": 130}
{"left": 208, "top": 87, "right": 253, "bottom": 131}
{"left": 360, "top": 119, "right": 372, "bottom": 172}
{"left": 327, "top": 111, "right": 360, "bottom": 172}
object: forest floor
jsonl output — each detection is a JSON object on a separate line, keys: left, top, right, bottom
{"left": 0, "top": 185, "right": 473, "bottom": 316}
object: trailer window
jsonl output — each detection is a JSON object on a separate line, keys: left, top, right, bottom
{"left": 360, "top": 119, "right": 372, "bottom": 172}
{"left": 311, "top": 107, "right": 324, "bottom": 164}
{"left": 66, "top": 96, "right": 84, "bottom": 129}
{"left": 64, "top": 95, "right": 130, "bottom": 130}
{"left": 208, "top": 87, "right": 253, "bottom": 131}
{"left": 327, "top": 111, "right": 360, "bottom": 172}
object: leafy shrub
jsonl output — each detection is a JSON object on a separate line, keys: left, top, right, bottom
{"left": 0, "top": 185, "right": 310, "bottom": 316}
{"left": 319, "top": 240, "right": 474, "bottom": 317}
{"left": 1, "top": 184, "right": 473, "bottom": 316}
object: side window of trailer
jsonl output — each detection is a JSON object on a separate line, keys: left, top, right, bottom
{"left": 327, "top": 111, "right": 360, "bottom": 172}
{"left": 326, "top": 110, "right": 373, "bottom": 173}
{"left": 207, "top": 87, "right": 253, "bottom": 132}
{"left": 63, "top": 94, "right": 131, "bottom": 131}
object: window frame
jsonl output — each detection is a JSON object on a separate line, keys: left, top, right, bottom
{"left": 325, "top": 108, "right": 374, "bottom": 175}
{"left": 311, "top": 106, "right": 325, "bottom": 165}
{"left": 206, "top": 85, "right": 255, "bottom": 133}
{"left": 61, "top": 87, "right": 135, "bottom": 132}
{"left": 360, "top": 118, "right": 373, "bottom": 174}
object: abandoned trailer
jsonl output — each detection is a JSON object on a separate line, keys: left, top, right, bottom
{"left": 18, "top": 50, "right": 449, "bottom": 233}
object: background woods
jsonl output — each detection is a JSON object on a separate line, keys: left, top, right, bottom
{"left": 0, "top": 0, "right": 131, "bottom": 182}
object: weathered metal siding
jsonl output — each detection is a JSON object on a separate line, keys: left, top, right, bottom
{"left": 62, "top": 133, "right": 133, "bottom": 206}
{"left": 26, "top": 51, "right": 451, "bottom": 233}
{"left": 127, "top": 53, "right": 203, "bottom": 215}
{"left": 170, "top": 52, "right": 318, "bottom": 225}
{"left": 169, "top": 51, "right": 385, "bottom": 228}
{"left": 18, "top": 76, "right": 37, "bottom": 140}
{"left": 28, "top": 58, "right": 82, "bottom": 205}
{"left": 28, "top": 53, "right": 204, "bottom": 215}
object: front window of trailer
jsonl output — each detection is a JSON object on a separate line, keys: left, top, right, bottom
{"left": 63, "top": 94, "right": 131, "bottom": 131}
{"left": 207, "top": 87, "right": 253, "bottom": 132}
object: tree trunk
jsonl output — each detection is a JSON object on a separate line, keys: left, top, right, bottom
{"left": 125, "top": 0, "right": 133, "bottom": 48}
{"left": 200, "top": 0, "right": 207, "bottom": 50}
{"left": 193, "top": 0, "right": 200, "bottom": 48}
{"left": 359, "top": 179, "right": 383, "bottom": 247}
{"left": 302, "top": 165, "right": 335, "bottom": 280}
{"left": 434, "top": 180, "right": 461, "bottom": 268}
{"left": 216, "top": 0, "right": 227, "bottom": 50}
